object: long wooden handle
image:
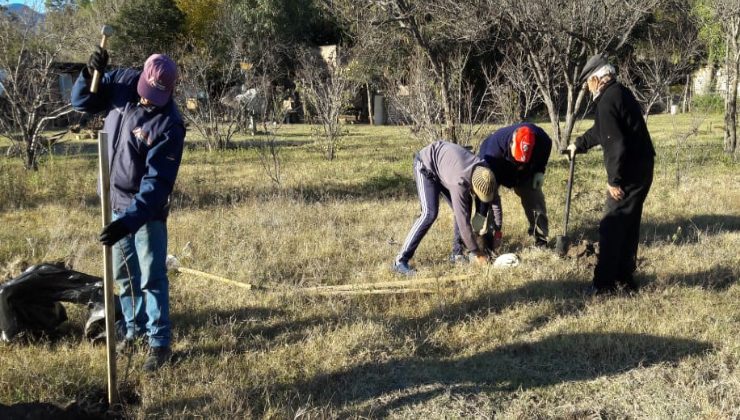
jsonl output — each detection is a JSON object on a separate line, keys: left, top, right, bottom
{"left": 98, "top": 131, "right": 117, "bottom": 405}
{"left": 90, "top": 35, "right": 108, "bottom": 94}
{"left": 563, "top": 154, "right": 576, "bottom": 236}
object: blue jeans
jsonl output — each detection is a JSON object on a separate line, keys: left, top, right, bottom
{"left": 112, "top": 212, "right": 170, "bottom": 348}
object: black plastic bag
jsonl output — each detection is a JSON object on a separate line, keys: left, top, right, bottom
{"left": 0, "top": 263, "right": 121, "bottom": 342}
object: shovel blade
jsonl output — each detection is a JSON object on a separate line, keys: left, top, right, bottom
{"left": 555, "top": 235, "right": 569, "bottom": 257}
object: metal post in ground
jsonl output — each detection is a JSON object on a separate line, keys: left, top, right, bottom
{"left": 97, "top": 131, "right": 118, "bottom": 405}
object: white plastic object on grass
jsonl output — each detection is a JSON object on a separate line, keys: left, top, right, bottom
{"left": 165, "top": 254, "right": 180, "bottom": 271}
{"left": 493, "top": 253, "right": 520, "bottom": 268}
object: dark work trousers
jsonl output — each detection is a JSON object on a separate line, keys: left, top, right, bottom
{"left": 593, "top": 161, "right": 654, "bottom": 290}
{"left": 513, "top": 175, "right": 549, "bottom": 241}
{"left": 397, "top": 158, "right": 452, "bottom": 263}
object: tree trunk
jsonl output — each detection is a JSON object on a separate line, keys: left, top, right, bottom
{"left": 366, "top": 83, "right": 374, "bottom": 126}
{"left": 682, "top": 74, "right": 690, "bottom": 113}
{"left": 439, "top": 63, "right": 456, "bottom": 143}
{"left": 724, "top": 51, "right": 739, "bottom": 155}
{"left": 707, "top": 61, "right": 719, "bottom": 94}
{"left": 541, "top": 92, "right": 562, "bottom": 148}
{"left": 562, "top": 87, "right": 588, "bottom": 149}
{"left": 25, "top": 141, "right": 37, "bottom": 171}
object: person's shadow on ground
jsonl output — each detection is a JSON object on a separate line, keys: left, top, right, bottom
{"left": 279, "top": 331, "right": 712, "bottom": 417}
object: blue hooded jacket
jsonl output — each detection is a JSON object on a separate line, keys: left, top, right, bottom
{"left": 476, "top": 123, "right": 552, "bottom": 231}
{"left": 71, "top": 68, "right": 185, "bottom": 233}
{"left": 478, "top": 123, "right": 552, "bottom": 188}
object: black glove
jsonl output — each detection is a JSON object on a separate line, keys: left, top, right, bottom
{"left": 86, "top": 46, "right": 109, "bottom": 78}
{"left": 99, "top": 219, "right": 130, "bottom": 246}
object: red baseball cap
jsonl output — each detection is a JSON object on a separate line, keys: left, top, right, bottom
{"left": 512, "top": 126, "right": 536, "bottom": 163}
{"left": 137, "top": 54, "right": 178, "bottom": 107}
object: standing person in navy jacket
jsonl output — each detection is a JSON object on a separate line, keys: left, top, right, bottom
{"left": 393, "top": 141, "right": 497, "bottom": 276}
{"left": 71, "top": 48, "right": 185, "bottom": 371}
{"left": 469, "top": 123, "right": 552, "bottom": 255}
{"left": 566, "top": 54, "right": 655, "bottom": 295}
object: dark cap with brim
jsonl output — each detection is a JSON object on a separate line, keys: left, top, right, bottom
{"left": 137, "top": 54, "right": 178, "bottom": 107}
{"left": 577, "top": 54, "right": 609, "bottom": 86}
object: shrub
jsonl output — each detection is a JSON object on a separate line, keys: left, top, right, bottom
{"left": 691, "top": 94, "right": 723, "bottom": 113}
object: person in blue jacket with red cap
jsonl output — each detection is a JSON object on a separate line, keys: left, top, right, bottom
{"left": 71, "top": 47, "right": 185, "bottom": 371}
{"left": 458, "top": 123, "right": 551, "bottom": 257}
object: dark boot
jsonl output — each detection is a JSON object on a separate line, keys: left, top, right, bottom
{"left": 618, "top": 275, "right": 640, "bottom": 293}
{"left": 143, "top": 346, "right": 172, "bottom": 372}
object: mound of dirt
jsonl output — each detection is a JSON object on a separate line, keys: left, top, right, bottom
{"left": 566, "top": 239, "right": 599, "bottom": 267}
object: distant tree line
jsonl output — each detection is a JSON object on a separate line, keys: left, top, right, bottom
{"left": 1, "top": 0, "right": 738, "bottom": 168}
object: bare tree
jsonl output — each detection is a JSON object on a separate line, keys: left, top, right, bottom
{"left": 669, "top": 111, "right": 707, "bottom": 185}
{"left": 481, "top": 46, "right": 543, "bottom": 125}
{"left": 380, "top": 43, "right": 495, "bottom": 147}
{"left": 620, "top": 2, "right": 703, "bottom": 120}
{"left": 177, "top": 42, "right": 243, "bottom": 151}
{"left": 323, "top": 0, "right": 500, "bottom": 143}
{"left": 499, "top": 0, "right": 662, "bottom": 149}
{"left": 711, "top": 0, "right": 740, "bottom": 155}
{"left": 0, "top": 10, "right": 76, "bottom": 170}
{"left": 384, "top": 48, "right": 445, "bottom": 146}
{"left": 498, "top": 49, "right": 543, "bottom": 121}
{"left": 46, "top": 0, "right": 128, "bottom": 63}
{"left": 448, "top": 46, "right": 496, "bottom": 147}
{"left": 256, "top": 88, "right": 289, "bottom": 188}
{"left": 297, "top": 48, "right": 358, "bottom": 160}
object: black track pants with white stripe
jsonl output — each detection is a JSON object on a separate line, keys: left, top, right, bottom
{"left": 396, "top": 159, "right": 450, "bottom": 263}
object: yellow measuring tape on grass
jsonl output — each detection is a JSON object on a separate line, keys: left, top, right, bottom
{"left": 166, "top": 255, "right": 473, "bottom": 296}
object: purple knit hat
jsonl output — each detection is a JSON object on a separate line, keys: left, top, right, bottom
{"left": 137, "top": 54, "right": 178, "bottom": 107}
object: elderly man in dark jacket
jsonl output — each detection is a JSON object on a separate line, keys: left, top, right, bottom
{"left": 71, "top": 48, "right": 185, "bottom": 370}
{"left": 567, "top": 54, "right": 655, "bottom": 295}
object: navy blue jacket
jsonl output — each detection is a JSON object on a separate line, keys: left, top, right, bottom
{"left": 71, "top": 68, "right": 185, "bottom": 233}
{"left": 478, "top": 123, "right": 552, "bottom": 188}
{"left": 476, "top": 123, "right": 552, "bottom": 231}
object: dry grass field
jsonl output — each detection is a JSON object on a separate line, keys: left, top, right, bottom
{"left": 0, "top": 113, "right": 738, "bottom": 418}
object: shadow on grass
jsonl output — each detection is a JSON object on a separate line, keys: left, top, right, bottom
{"left": 289, "top": 172, "right": 415, "bottom": 202}
{"left": 287, "top": 332, "right": 712, "bottom": 417}
{"left": 0, "top": 382, "right": 140, "bottom": 420}
{"left": 0, "top": 401, "right": 101, "bottom": 420}
{"left": 174, "top": 278, "right": 590, "bottom": 363}
{"left": 163, "top": 276, "right": 714, "bottom": 415}
{"left": 172, "top": 306, "right": 287, "bottom": 337}
{"left": 386, "top": 279, "right": 588, "bottom": 357}
{"left": 556, "top": 214, "right": 740, "bottom": 250}
{"left": 645, "top": 264, "right": 739, "bottom": 291}
{"left": 50, "top": 142, "right": 101, "bottom": 157}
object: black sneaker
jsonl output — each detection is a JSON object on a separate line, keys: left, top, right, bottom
{"left": 143, "top": 346, "right": 172, "bottom": 372}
